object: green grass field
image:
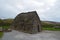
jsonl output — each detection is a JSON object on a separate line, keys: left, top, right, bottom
{"left": 0, "top": 26, "right": 9, "bottom": 38}
{"left": 0, "top": 32, "right": 3, "bottom": 38}
{"left": 43, "top": 27, "right": 60, "bottom": 31}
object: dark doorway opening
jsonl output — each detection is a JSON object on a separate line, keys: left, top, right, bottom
{"left": 38, "top": 25, "right": 40, "bottom": 32}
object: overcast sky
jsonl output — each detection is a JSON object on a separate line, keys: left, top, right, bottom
{"left": 0, "top": 0, "right": 60, "bottom": 22}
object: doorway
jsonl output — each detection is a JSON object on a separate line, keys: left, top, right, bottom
{"left": 38, "top": 25, "right": 40, "bottom": 32}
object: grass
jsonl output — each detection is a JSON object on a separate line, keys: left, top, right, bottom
{"left": 43, "top": 27, "right": 60, "bottom": 31}
{"left": 2, "top": 26, "right": 10, "bottom": 29}
{"left": 0, "top": 26, "right": 10, "bottom": 38}
{"left": 42, "top": 23, "right": 60, "bottom": 31}
{"left": 0, "top": 32, "right": 3, "bottom": 38}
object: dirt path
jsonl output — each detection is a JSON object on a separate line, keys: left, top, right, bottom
{"left": 1, "top": 30, "right": 60, "bottom": 40}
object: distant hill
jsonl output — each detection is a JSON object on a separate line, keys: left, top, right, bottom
{"left": 0, "top": 18, "right": 60, "bottom": 28}
{"left": 41, "top": 21, "right": 60, "bottom": 25}
{"left": 41, "top": 21, "right": 60, "bottom": 28}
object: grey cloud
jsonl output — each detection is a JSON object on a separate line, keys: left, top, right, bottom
{"left": 0, "top": 0, "right": 60, "bottom": 22}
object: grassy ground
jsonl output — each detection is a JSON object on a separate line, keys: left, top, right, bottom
{"left": 43, "top": 27, "right": 60, "bottom": 31}
{"left": 2, "top": 26, "right": 10, "bottom": 29}
{"left": 0, "top": 32, "right": 3, "bottom": 38}
{"left": 0, "top": 26, "right": 9, "bottom": 38}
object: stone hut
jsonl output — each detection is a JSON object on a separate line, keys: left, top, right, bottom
{"left": 12, "top": 11, "right": 42, "bottom": 34}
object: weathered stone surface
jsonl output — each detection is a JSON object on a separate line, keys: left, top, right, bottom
{"left": 12, "top": 11, "right": 42, "bottom": 34}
